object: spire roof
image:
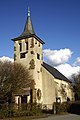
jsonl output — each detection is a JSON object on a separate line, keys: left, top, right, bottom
{"left": 12, "top": 7, "right": 45, "bottom": 44}
{"left": 20, "top": 7, "right": 35, "bottom": 37}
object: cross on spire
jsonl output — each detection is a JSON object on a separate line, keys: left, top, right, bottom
{"left": 28, "top": 7, "right": 30, "bottom": 17}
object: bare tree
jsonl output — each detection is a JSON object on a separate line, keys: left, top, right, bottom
{"left": 72, "top": 73, "right": 80, "bottom": 100}
{"left": 0, "top": 60, "right": 34, "bottom": 103}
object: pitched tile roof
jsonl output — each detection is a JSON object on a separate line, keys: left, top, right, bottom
{"left": 42, "top": 62, "right": 71, "bottom": 83}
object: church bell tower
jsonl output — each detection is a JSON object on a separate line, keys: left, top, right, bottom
{"left": 12, "top": 8, "right": 45, "bottom": 103}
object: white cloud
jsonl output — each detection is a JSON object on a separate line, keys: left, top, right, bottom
{"left": 55, "top": 64, "right": 80, "bottom": 79}
{"left": 74, "top": 57, "right": 80, "bottom": 66}
{"left": 43, "top": 48, "right": 80, "bottom": 79}
{"left": 0, "top": 56, "right": 14, "bottom": 62}
{"left": 43, "top": 48, "right": 73, "bottom": 66}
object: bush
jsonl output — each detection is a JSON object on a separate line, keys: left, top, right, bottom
{"left": 53, "top": 102, "right": 72, "bottom": 114}
{"left": 0, "top": 103, "right": 15, "bottom": 118}
{"left": 68, "top": 101, "right": 80, "bottom": 115}
{"left": 53, "top": 101, "right": 80, "bottom": 114}
{"left": 0, "top": 103, "right": 42, "bottom": 118}
{"left": 26, "top": 103, "right": 42, "bottom": 116}
{"left": 0, "top": 109, "right": 14, "bottom": 118}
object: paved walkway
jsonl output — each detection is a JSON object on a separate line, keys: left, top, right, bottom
{"left": 33, "top": 114, "right": 80, "bottom": 120}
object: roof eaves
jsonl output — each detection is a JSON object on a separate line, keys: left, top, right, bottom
{"left": 12, "top": 34, "right": 45, "bottom": 44}
{"left": 33, "top": 34, "right": 45, "bottom": 44}
{"left": 11, "top": 34, "right": 34, "bottom": 41}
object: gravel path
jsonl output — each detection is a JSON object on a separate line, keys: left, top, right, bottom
{"left": 33, "top": 114, "right": 80, "bottom": 120}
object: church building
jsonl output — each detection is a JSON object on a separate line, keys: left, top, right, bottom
{"left": 12, "top": 8, "right": 74, "bottom": 109}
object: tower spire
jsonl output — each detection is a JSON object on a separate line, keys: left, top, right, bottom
{"left": 19, "top": 7, "right": 35, "bottom": 37}
{"left": 12, "top": 7, "right": 45, "bottom": 44}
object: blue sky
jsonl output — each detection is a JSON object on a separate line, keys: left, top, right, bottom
{"left": 0, "top": 0, "right": 80, "bottom": 78}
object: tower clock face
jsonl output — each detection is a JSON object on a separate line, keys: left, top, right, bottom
{"left": 37, "top": 89, "right": 41, "bottom": 100}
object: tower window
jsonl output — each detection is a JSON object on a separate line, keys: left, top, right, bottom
{"left": 37, "top": 53, "right": 40, "bottom": 60}
{"left": 20, "top": 53, "right": 25, "bottom": 59}
{"left": 38, "top": 42, "right": 40, "bottom": 47}
{"left": 35, "top": 40, "right": 37, "bottom": 44}
{"left": 31, "top": 51, "right": 34, "bottom": 54}
{"left": 14, "top": 46, "right": 16, "bottom": 51}
{"left": 30, "top": 38, "right": 34, "bottom": 48}
{"left": 19, "top": 43, "right": 22, "bottom": 51}
{"left": 26, "top": 42, "right": 28, "bottom": 50}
